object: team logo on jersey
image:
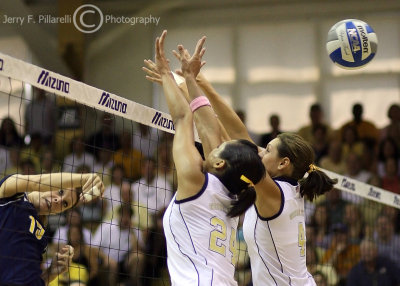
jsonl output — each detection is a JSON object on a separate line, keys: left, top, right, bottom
{"left": 98, "top": 91, "right": 127, "bottom": 114}
{"left": 0, "top": 58, "right": 4, "bottom": 71}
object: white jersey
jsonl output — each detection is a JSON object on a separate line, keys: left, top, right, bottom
{"left": 243, "top": 177, "right": 316, "bottom": 286}
{"left": 163, "top": 173, "right": 239, "bottom": 286}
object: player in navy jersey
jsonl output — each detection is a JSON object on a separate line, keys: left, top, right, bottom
{"left": 143, "top": 31, "right": 266, "bottom": 285}
{"left": 0, "top": 172, "right": 104, "bottom": 285}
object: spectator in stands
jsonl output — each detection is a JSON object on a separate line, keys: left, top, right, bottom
{"left": 20, "top": 158, "right": 37, "bottom": 175}
{"left": 132, "top": 123, "right": 158, "bottom": 159}
{"left": 141, "top": 208, "right": 168, "bottom": 285}
{"left": 156, "top": 137, "right": 177, "bottom": 191}
{"left": 374, "top": 215, "right": 400, "bottom": 268}
{"left": 381, "top": 206, "right": 400, "bottom": 234}
{"left": 52, "top": 208, "right": 92, "bottom": 247}
{"left": 102, "top": 164, "right": 126, "bottom": 222}
{"left": 297, "top": 103, "right": 332, "bottom": 145}
{"left": 93, "top": 147, "right": 114, "bottom": 187}
{"left": 380, "top": 103, "right": 400, "bottom": 147}
{"left": 340, "top": 103, "right": 379, "bottom": 149}
{"left": 344, "top": 204, "right": 365, "bottom": 244}
{"left": 377, "top": 137, "right": 400, "bottom": 177}
{"left": 86, "top": 113, "right": 120, "bottom": 159}
{"left": 319, "top": 140, "right": 346, "bottom": 175}
{"left": 259, "top": 114, "right": 282, "bottom": 147}
{"left": 340, "top": 125, "right": 364, "bottom": 160}
{"left": 307, "top": 246, "right": 338, "bottom": 286}
{"left": 20, "top": 132, "right": 44, "bottom": 173}
{"left": 113, "top": 130, "right": 142, "bottom": 181}
{"left": 311, "top": 123, "right": 329, "bottom": 165}
{"left": 41, "top": 150, "right": 61, "bottom": 173}
{"left": 343, "top": 152, "right": 372, "bottom": 204}
{"left": 67, "top": 224, "right": 103, "bottom": 285}
{"left": 322, "top": 188, "right": 347, "bottom": 226}
{"left": 92, "top": 205, "right": 144, "bottom": 286}
{"left": 310, "top": 204, "right": 332, "bottom": 250}
{"left": 131, "top": 157, "right": 173, "bottom": 230}
{"left": 322, "top": 223, "right": 360, "bottom": 285}
{"left": 4, "top": 147, "right": 20, "bottom": 175}
{"left": 346, "top": 239, "right": 400, "bottom": 286}
{"left": 380, "top": 157, "right": 400, "bottom": 194}
{"left": 24, "top": 87, "right": 56, "bottom": 146}
{"left": 0, "top": 117, "right": 24, "bottom": 148}
{"left": 63, "top": 136, "right": 95, "bottom": 172}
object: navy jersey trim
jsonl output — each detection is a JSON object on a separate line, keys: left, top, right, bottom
{"left": 274, "top": 176, "right": 297, "bottom": 186}
{"left": 175, "top": 173, "right": 208, "bottom": 204}
{"left": 255, "top": 180, "right": 285, "bottom": 221}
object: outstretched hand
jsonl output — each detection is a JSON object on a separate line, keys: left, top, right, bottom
{"left": 173, "top": 36, "right": 206, "bottom": 78}
{"left": 142, "top": 30, "right": 171, "bottom": 83}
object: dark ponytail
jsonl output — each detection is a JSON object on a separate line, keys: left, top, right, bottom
{"left": 227, "top": 186, "right": 257, "bottom": 217}
{"left": 216, "top": 139, "right": 266, "bottom": 217}
{"left": 277, "top": 133, "right": 337, "bottom": 201}
{"left": 299, "top": 169, "right": 337, "bottom": 201}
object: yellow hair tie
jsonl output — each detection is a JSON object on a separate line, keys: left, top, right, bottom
{"left": 308, "top": 164, "right": 319, "bottom": 174}
{"left": 240, "top": 175, "right": 254, "bottom": 188}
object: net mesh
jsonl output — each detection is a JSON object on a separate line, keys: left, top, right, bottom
{"left": 0, "top": 52, "right": 399, "bottom": 286}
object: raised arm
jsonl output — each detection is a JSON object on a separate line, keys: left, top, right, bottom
{"left": 148, "top": 30, "right": 205, "bottom": 200}
{"left": 0, "top": 173, "right": 104, "bottom": 201}
{"left": 196, "top": 72, "right": 254, "bottom": 143}
{"left": 172, "top": 38, "right": 224, "bottom": 157}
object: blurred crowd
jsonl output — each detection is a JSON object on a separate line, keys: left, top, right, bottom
{"left": 0, "top": 87, "right": 399, "bottom": 286}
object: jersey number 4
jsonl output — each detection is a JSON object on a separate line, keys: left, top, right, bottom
{"left": 298, "top": 222, "right": 306, "bottom": 257}
{"left": 29, "top": 215, "right": 45, "bottom": 240}
{"left": 209, "top": 216, "right": 237, "bottom": 265}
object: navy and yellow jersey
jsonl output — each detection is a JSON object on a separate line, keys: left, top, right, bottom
{"left": 0, "top": 175, "right": 48, "bottom": 286}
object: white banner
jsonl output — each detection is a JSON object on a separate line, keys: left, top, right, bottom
{"left": 0, "top": 52, "right": 179, "bottom": 136}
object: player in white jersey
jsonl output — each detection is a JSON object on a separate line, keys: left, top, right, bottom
{"left": 143, "top": 31, "right": 266, "bottom": 286}
{"left": 191, "top": 73, "right": 337, "bottom": 285}
{"left": 243, "top": 176, "right": 313, "bottom": 285}
{"left": 146, "top": 48, "right": 338, "bottom": 284}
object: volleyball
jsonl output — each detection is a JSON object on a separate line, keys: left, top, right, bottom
{"left": 326, "top": 19, "right": 378, "bottom": 69}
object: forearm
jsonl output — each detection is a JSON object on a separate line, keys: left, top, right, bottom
{"left": 185, "top": 75, "right": 222, "bottom": 156}
{"left": 161, "top": 72, "right": 191, "bottom": 124}
{"left": 0, "top": 173, "right": 88, "bottom": 199}
{"left": 41, "top": 268, "right": 58, "bottom": 286}
{"left": 197, "top": 73, "right": 253, "bottom": 142}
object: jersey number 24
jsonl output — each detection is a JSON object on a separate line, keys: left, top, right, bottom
{"left": 209, "top": 216, "right": 237, "bottom": 265}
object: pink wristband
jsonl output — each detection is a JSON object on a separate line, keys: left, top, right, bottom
{"left": 190, "top": 96, "right": 211, "bottom": 112}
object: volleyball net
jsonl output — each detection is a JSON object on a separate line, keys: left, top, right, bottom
{"left": 0, "top": 51, "right": 399, "bottom": 286}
